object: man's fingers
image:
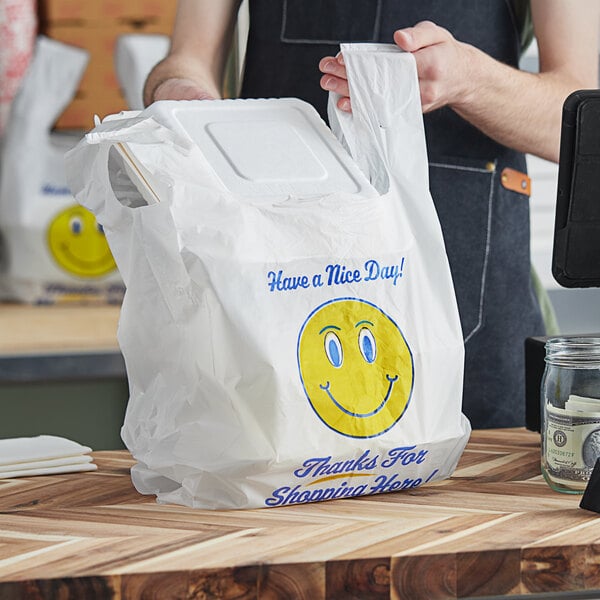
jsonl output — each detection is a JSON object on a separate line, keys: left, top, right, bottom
{"left": 319, "top": 54, "right": 349, "bottom": 97}
{"left": 319, "top": 54, "right": 351, "bottom": 112}
{"left": 394, "top": 21, "right": 451, "bottom": 52}
{"left": 337, "top": 96, "right": 352, "bottom": 113}
{"left": 319, "top": 74, "right": 350, "bottom": 98}
{"left": 319, "top": 56, "right": 347, "bottom": 80}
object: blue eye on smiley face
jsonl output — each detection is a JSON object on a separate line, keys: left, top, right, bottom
{"left": 324, "top": 330, "right": 343, "bottom": 368}
{"left": 358, "top": 325, "right": 376, "bottom": 363}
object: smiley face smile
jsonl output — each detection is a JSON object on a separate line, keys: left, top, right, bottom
{"left": 319, "top": 374, "right": 399, "bottom": 417}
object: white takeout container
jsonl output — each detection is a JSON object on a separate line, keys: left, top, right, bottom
{"left": 112, "top": 98, "right": 377, "bottom": 204}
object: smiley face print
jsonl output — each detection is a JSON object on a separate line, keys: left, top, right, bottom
{"left": 297, "top": 298, "right": 414, "bottom": 438}
{"left": 47, "top": 206, "right": 116, "bottom": 278}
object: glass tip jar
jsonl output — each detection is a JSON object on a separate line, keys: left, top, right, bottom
{"left": 541, "top": 336, "right": 600, "bottom": 494}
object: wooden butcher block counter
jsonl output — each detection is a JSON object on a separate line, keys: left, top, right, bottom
{"left": 1, "top": 428, "right": 600, "bottom": 600}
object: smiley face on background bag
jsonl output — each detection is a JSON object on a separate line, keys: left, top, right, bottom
{"left": 0, "top": 36, "right": 123, "bottom": 304}
{"left": 66, "top": 44, "right": 470, "bottom": 509}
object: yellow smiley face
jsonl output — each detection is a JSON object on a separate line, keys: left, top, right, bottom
{"left": 298, "top": 298, "right": 413, "bottom": 438}
{"left": 47, "top": 205, "right": 116, "bottom": 278}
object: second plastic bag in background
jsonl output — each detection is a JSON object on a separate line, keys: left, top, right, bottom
{"left": 0, "top": 36, "right": 124, "bottom": 304}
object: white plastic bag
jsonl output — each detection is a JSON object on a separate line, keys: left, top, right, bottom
{"left": 66, "top": 44, "right": 470, "bottom": 509}
{"left": 0, "top": 36, "right": 124, "bottom": 303}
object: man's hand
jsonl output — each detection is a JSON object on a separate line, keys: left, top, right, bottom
{"left": 393, "top": 21, "right": 475, "bottom": 113}
{"left": 143, "top": 55, "right": 223, "bottom": 105}
{"left": 151, "top": 77, "right": 219, "bottom": 102}
{"left": 319, "top": 20, "right": 475, "bottom": 115}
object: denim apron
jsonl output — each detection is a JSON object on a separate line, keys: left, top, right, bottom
{"left": 240, "top": 0, "right": 545, "bottom": 428}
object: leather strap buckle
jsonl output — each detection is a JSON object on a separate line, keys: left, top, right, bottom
{"left": 500, "top": 167, "right": 531, "bottom": 196}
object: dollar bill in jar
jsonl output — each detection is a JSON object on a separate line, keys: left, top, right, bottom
{"left": 541, "top": 336, "right": 600, "bottom": 494}
{"left": 543, "top": 399, "right": 600, "bottom": 491}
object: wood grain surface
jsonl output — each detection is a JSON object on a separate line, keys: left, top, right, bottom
{"left": 0, "top": 428, "right": 599, "bottom": 599}
{"left": 0, "top": 303, "right": 120, "bottom": 354}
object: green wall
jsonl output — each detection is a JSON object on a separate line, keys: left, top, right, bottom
{"left": 0, "top": 379, "right": 128, "bottom": 450}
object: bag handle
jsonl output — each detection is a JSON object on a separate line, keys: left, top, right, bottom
{"left": 65, "top": 114, "right": 193, "bottom": 226}
{"left": 327, "top": 44, "right": 431, "bottom": 199}
{"left": 65, "top": 114, "right": 195, "bottom": 288}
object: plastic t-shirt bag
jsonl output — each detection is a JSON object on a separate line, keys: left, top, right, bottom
{"left": 66, "top": 44, "right": 470, "bottom": 509}
{"left": 0, "top": 36, "right": 124, "bottom": 303}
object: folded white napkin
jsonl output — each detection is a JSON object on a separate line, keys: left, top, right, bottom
{"left": 0, "top": 435, "right": 97, "bottom": 479}
{"left": 0, "top": 462, "right": 97, "bottom": 479}
{"left": 0, "top": 454, "right": 93, "bottom": 472}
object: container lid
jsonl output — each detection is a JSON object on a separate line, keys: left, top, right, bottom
{"left": 140, "top": 98, "right": 376, "bottom": 201}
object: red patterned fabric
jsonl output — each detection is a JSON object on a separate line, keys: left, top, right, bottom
{"left": 0, "top": 0, "right": 36, "bottom": 135}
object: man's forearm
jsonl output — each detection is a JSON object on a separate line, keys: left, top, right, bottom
{"left": 452, "top": 0, "right": 599, "bottom": 163}
{"left": 451, "top": 47, "right": 596, "bottom": 163}
{"left": 143, "top": 0, "right": 242, "bottom": 105}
